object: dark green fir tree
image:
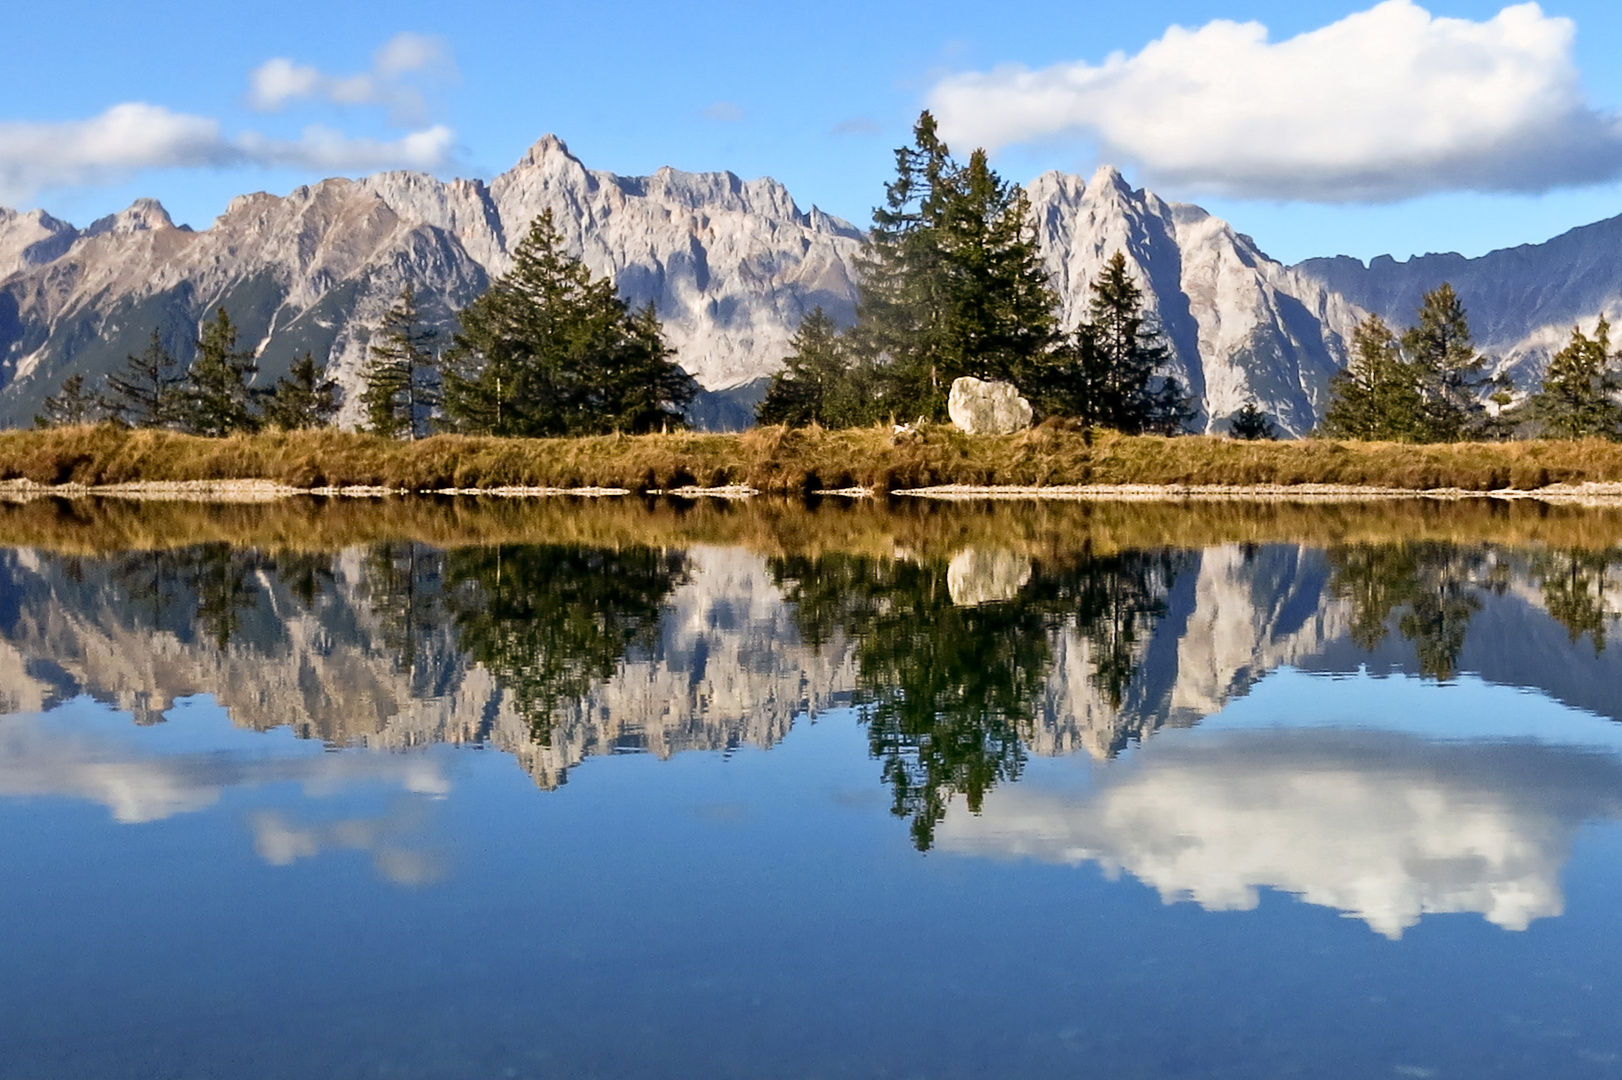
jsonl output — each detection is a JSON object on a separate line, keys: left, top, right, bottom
{"left": 442, "top": 210, "right": 696, "bottom": 436}
{"left": 263, "top": 352, "right": 340, "bottom": 430}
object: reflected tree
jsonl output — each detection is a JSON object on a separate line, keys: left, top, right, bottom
{"left": 1531, "top": 549, "right": 1620, "bottom": 654}
{"left": 773, "top": 549, "right": 1180, "bottom": 849}
{"left": 1329, "top": 543, "right": 1491, "bottom": 680}
{"left": 110, "top": 544, "right": 262, "bottom": 650}
{"left": 443, "top": 545, "right": 688, "bottom": 742}
{"left": 360, "top": 542, "right": 446, "bottom": 676}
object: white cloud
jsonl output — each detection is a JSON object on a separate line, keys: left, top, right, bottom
{"left": 0, "top": 103, "right": 456, "bottom": 206}
{"left": 248, "top": 32, "right": 456, "bottom": 126}
{"left": 929, "top": 1, "right": 1622, "bottom": 202}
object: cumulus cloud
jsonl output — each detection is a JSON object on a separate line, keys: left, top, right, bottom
{"left": 0, "top": 103, "right": 456, "bottom": 206}
{"left": 929, "top": 1, "right": 1622, "bottom": 202}
{"left": 248, "top": 32, "right": 457, "bottom": 126}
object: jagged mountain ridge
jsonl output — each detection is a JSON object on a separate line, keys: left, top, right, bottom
{"left": 0, "top": 136, "right": 865, "bottom": 430}
{"left": 3, "top": 138, "right": 1621, "bottom": 433}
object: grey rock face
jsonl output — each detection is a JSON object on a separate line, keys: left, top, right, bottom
{"left": 0, "top": 136, "right": 865, "bottom": 429}
{"left": 947, "top": 376, "right": 1033, "bottom": 435}
{"left": 1292, "top": 214, "right": 1622, "bottom": 396}
{"left": 5, "top": 143, "right": 1622, "bottom": 433}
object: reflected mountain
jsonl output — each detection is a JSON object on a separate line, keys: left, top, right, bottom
{"left": 2, "top": 529, "right": 1622, "bottom": 848}
{"left": 937, "top": 726, "right": 1622, "bottom": 938}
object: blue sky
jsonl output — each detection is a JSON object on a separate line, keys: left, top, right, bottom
{"left": 6, "top": 0, "right": 1622, "bottom": 264}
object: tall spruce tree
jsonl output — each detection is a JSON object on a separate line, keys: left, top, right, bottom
{"left": 34, "top": 374, "right": 102, "bottom": 427}
{"left": 1322, "top": 315, "right": 1428, "bottom": 441}
{"left": 850, "top": 113, "right": 1057, "bottom": 421}
{"left": 182, "top": 308, "right": 261, "bottom": 436}
{"left": 106, "top": 329, "right": 184, "bottom": 428}
{"left": 263, "top": 352, "right": 340, "bottom": 430}
{"left": 758, "top": 308, "right": 870, "bottom": 427}
{"left": 442, "top": 210, "right": 696, "bottom": 436}
{"left": 361, "top": 285, "right": 439, "bottom": 439}
{"left": 1039, "top": 253, "right": 1189, "bottom": 433}
{"left": 1403, "top": 283, "right": 1493, "bottom": 441}
{"left": 1528, "top": 320, "right": 1622, "bottom": 439}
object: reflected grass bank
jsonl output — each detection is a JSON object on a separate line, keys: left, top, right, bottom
{"left": 14, "top": 490, "right": 1622, "bottom": 556}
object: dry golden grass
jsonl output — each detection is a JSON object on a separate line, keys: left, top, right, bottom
{"left": 10, "top": 423, "right": 1622, "bottom": 494}
{"left": 8, "top": 491, "right": 1622, "bottom": 558}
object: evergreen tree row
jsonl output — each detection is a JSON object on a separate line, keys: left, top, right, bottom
{"left": 358, "top": 210, "right": 697, "bottom": 439}
{"left": 37, "top": 312, "right": 339, "bottom": 434}
{"left": 760, "top": 112, "right": 1192, "bottom": 434}
{"left": 1322, "top": 284, "right": 1622, "bottom": 442}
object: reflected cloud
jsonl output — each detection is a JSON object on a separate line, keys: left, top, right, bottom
{"left": 938, "top": 729, "right": 1622, "bottom": 937}
{"left": 249, "top": 805, "right": 446, "bottom": 885}
{"left": 0, "top": 712, "right": 450, "bottom": 883}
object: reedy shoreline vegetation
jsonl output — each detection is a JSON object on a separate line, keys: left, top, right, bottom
{"left": 9, "top": 424, "right": 1622, "bottom": 497}
{"left": 10, "top": 487, "right": 1622, "bottom": 558}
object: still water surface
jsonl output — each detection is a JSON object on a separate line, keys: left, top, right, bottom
{"left": 5, "top": 497, "right": 1622, "bottom": 1078}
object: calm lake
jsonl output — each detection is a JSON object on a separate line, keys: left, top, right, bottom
{"left": 6, "top": 495, "right": 1622, "bottom": 1078}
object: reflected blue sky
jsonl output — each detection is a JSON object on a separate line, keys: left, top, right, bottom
{"left": 7, "top": 536, "right": 1622, "bottom": 1077}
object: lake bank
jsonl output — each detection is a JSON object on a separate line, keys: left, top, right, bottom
{"left": 10, "top": 489, "right": 1622, "bottom": 557}
{"left": 10, "top": 424, "right": 1622, "bottom": 496}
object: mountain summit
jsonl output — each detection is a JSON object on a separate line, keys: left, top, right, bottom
{"left": 0, "top": 141, "right": 1617, "bottom": 432}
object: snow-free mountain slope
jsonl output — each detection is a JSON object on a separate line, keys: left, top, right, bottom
{"left": 0, "top": 136, "right": 865, "bottom": 428}
{"left": 5, "top": 137, "right": 1622, "bottom": 432}
{"left": 1295, "top": 214, "right": 1622, "bottom": 390}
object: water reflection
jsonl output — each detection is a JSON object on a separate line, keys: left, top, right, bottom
{"left": 939, "top": 723, "right": 1622, "bottom": 938}
{"left": 0, "top": 705, "right": 448, "bottom": 883}
{"left": 4, "top": 505, "right": 1622, "bottom": 874}
{"left": 771, "top": 549, "right": 1185, "bottom": 847}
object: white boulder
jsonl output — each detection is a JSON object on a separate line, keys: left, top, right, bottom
{"left": 947, "top": 377, "right": 1034, "bottom": 435}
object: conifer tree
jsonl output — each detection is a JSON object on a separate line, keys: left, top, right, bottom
{"left": 1322, "top": 316, "right": 1427, "bottom": 441}
{"left": 1403, "top": 283, "right": 1493, "bottom": 441}
{"left": 106, "top": 329, "right": 184, "bottom": 428}
{"left": 361, "top": 285, "right": 439, "bottom": 439}
{"left": 1039, "top": 253, "right": 1188, "bottom": 433}
{"left": 182, "top": 307, "right": 261, "bottom": 436}
{"left": 1528, "top": 320, "right": 1622, "bottom": 439}
{"left": 850, "top": 113, "right": 1057, "bottom": 421}
{"left": 34, "top": 374, "right": 102, "bottom": 427}
{"left": 442, "top": 210, "right": 696, "bottom": 436}
{"left": 759, "top": 308, "right": 867, "bottom": 427}
{"left": 1229, "top": 401, "right": 1278, "bottom": 440}
{"left": 263, "top": 352, "right": 340, "bottom": 430}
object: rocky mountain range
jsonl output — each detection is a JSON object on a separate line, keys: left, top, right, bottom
{"left": 3, "top": 137, "right": 1622, "bottom": 434}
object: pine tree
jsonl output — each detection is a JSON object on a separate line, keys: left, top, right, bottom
{"left": 106, "top": 329, "right": 184, "bottom": 428}
{"left": 1403, "top": 283, "right": 1493, "bottom": 441}
{"left": 1229, "top": 401, "right": 1277, "bottom": 440}
{"left": 937, "top": 149, "right": 1056, "bottom": 388}
{"left": 759, "top": 308, "right": 856, "bottom": 426}
{"left": 850, "top": 113, "right": 1057, "bottom": 421}
{"left": 442, "top": 211, "right": 696, "bottom": 436}
{"left": 1322, "top": 316, "right": 1427, "bottom": 441}
{"left": 263, "top": 352, "right": 340, "bottom": 430}
{"left": 182, "top": 308, "right": 261, "bottom": 436}
{"left": 1039, "top": 253, "right": 1187, "bottom": 433}
{"left": 34, "top": 373, "right": 102, "bottom": 427}
{"left": 1528, "top": 320, "right": 1622, "bottom": 439}
{"left": 361, "top": 285, "right": 439, "bottom": 439}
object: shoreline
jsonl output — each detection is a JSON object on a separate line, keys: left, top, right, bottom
{"left": 10, "top": 477, "right": 1622, "bottom": 505}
